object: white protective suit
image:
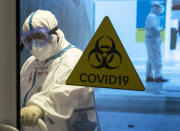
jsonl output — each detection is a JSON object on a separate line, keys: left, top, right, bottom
{"left": 145, "top": 2, "right": 163, "bottom": 78}
{"left": 21, "top": 10, "right": 97, "bottom": 131}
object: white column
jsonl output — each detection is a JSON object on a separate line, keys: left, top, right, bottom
{"left": 164, "top": 0, "right": 172, "bottom": 61}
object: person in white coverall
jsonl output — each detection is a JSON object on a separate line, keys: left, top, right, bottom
{"left": 20, "top": 10, "right": 99, "bottom": 131}
{"left": 145, "top": 1, "right": 168, "bottom": 82}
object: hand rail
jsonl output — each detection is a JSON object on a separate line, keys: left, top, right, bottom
{"left": 37, "top": 119, "right": 48, "bottom": 131}
{"left": 0, "top": 123, "right": 19, "bottom": 131}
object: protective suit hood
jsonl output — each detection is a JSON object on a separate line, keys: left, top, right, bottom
{"left": 150, "top": 1, "right": 164, "bottom": 15}
{"left": 22, "top": 10, "right": 68, "bottom": 60}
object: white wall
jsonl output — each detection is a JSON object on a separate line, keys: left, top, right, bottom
{"left": 0, "top": 0, "right": 17, "bottom": 128}
{"left": 95, "top": 0, "right": 148, "bottom": 61}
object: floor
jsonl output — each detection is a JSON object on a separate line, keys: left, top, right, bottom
{"left": 95, "top": 59, "right": 180, "bottom": 131}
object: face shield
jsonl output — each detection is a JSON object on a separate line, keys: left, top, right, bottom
{"left": 21, "top": 26, "right": 58, "bottom": 50}
{"left": 159, "top": 5, "right": 164, "bottom": 14}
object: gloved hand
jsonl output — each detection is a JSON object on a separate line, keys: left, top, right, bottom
{"left": 21, "top": 105, "right": 43, "bottom": 127}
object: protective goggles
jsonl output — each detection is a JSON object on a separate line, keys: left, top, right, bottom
{"left": 21, "top": 26, "right": 58, "bottom": 49}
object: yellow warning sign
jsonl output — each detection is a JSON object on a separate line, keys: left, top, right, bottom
{"left": 66, "top": 16, "right": 145, "bottom": 91}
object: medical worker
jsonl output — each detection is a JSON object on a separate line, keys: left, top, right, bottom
{"left": 145, "top": 1, "right": 168, "bottom": 82}
{"left": 20, "top": 10, "right": 99, "bottom": 131}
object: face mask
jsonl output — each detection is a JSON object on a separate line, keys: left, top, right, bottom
{"left": 30, "top": 39, "right": 52, "bottom": 61}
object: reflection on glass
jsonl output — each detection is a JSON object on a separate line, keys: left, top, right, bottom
{"left": 20, "top": 0, "right": 180, "bottom": 131}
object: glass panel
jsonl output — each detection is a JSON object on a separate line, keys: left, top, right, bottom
{"left": 20, "top": 0, "right": 180, "bottom": 131}
{"left": 95, "top": 0, "right": 180, "bottom": 131}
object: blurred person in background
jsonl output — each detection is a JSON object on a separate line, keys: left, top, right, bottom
{"left": 145, "top": 1, "right": 168, "bottom": 82}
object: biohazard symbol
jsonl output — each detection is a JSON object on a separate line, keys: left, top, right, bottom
{"left": 88, "top": 36, "right": 122, "bottom": 69}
